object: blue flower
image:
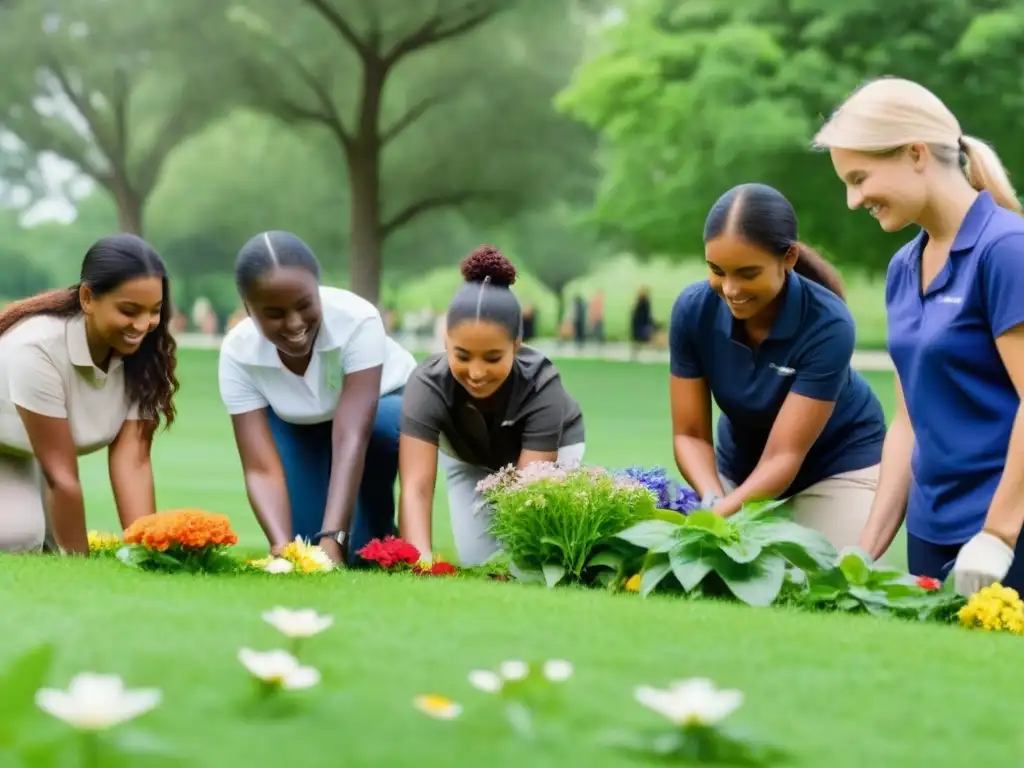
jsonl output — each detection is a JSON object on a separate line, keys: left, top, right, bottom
{"left": 615, "top": 466, "right": 700, "bottom": 513}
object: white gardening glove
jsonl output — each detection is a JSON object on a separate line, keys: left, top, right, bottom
{"left": 953, "top": 531, "right": 1014, "bottom": 597}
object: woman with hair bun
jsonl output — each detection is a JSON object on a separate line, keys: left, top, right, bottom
{"left": 0, "top": 234, "right": 178, "bottom": 554}
{"left": 398, "top": 245, "right": 585, "bottom": 566}
{"left": 816, "top": 76, "right": 1024, "bottom": 597}
{"left": 669, "top": 183, "right": 887, "bottom": 550}
{"left": 218, "top": 231, "right": 417, "bottom": 566}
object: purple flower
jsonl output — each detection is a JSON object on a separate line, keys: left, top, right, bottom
{"left": 615, "top": 466, "right": 699, "bottom": 513}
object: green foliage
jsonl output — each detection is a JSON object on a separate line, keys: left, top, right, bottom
{"left": 617, "top": 500, "right": 838, "bottom": 606}
{"left": 481, "top": 463, "right": 657, "bottom": 587}
{"left": 558, "top": 0, "right": 1024, "bottom": 273}
{"left": 801, "top": 549, "right": 966, "bottom": 620}
{"left": 116, "top": 543, "right": 240, "bottom": 575}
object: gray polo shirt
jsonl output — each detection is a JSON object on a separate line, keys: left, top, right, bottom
{"left": 400, "top": 346, "right": 585, "bottom": 471}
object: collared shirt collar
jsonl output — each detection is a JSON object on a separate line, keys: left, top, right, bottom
{"left": 714, "top": 269, "right": 804, "bottom": 343}
{"left": 951, "top": 190, "right": 997, "bottom": 253}
{"left": 67, "top": 314, "right": 123, "bottom": 382}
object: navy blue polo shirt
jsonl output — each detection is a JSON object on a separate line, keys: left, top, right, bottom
{"left": 887, "top": 191, "right": 1024, "bottom": 545}
{"left": 669, "top": 272, "right": 886, "bottom": 497}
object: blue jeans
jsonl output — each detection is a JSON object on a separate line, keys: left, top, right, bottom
{"left": 908, "top": 531, "right": 1024, "bottom": 591}
{"left": 266, "top": 389, "right": 402, "bottom": 567}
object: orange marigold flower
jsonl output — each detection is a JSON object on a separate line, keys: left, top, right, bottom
{"left": 124, "top": 509, "right": 238, "bottom": 551}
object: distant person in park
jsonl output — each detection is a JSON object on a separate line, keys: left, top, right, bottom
{"left": 669, "top": 183, "right": 887, "bottom": 551}
{"left": 218, "top": 231, "right": 417, "bottom": 566}
{"left": 397, "top": 246, "right": 585, "bottom": 565}
{"left": 0, "top": 234, "right": 177, "bottom": 554}
{"left": 815, "top": 76, "right": 1024, "bottom": 597}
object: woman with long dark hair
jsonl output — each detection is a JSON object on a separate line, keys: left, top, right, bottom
{"left": 669, "top": 183, "right": 886, "bottom": 550}
{"left": 0, "top": 234, "right": 178, "bottom": 554}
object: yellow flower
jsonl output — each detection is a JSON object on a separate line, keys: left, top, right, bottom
{"left": 413, "top": 694, "right": 462, "bottom": 720}
{"left": 959, "top": 586, "right": 1024, "bottom": 634}
{"left": 87, "top": 531, "right": 122, "bottom": 555}
{"left": 624, "top": 573, "right": 642, "bottom": 593}
{"left": 280, "top": 537, "right": 334, "bottom": 574}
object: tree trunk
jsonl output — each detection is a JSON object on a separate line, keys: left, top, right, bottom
{"left": 111, "top": 176, "right": 144, "bottom": 237}
{"left": 347, "top": 148, "right": 382, "bottom": 304}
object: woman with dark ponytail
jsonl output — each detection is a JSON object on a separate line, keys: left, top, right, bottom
{"left": 668, "top": 183, "right": 886, "bottom": 551}
{"left": 398, "top": 246, "right": 585, "bottom": 566}
{"left": 0, "top": 234, "right": 177, "bottom": 554}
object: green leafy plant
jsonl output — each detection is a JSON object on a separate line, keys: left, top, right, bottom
{"left": 799, "top": 549, "right": 967, "bottom": 621}
{"left": 614, "top": 500, "right": 838, "bottom": 606}
{"left": 480, "top": 462, "right": 658, "bottom": 587}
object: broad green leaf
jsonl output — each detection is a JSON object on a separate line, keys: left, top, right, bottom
{"left": 668, "top": 548, "right": 714, "bottom": 592}
{"left": 746, "top": 519, "right": 837, "bottom": 569}
{"left": 719, "top": 537, "right": 763, "bottom": 564}
{"left": 651, "top": 509, "right": 688, "bottom": 525}
{"left": 616, "top": 520, "right": 680, "bottom": 550}
{"left": 734, "top": 498, "right": 791, "bottom": 522}
{"left": 586, "top": 551, "right": 624, "bottom": 570}
{"left": 805, "top": 584, "right": 842, "bottom": 603}
{"left": 640, "top": 557, "right": 673, "bottom": 597}
{"left": 542, "top": 563, "right": 566, "bottom": 589}
{"left": 839, "top": 552, "right": 872, "bottom": 586}
{"left": 512, "top": 567, "right": 546, "bottom": 585}
{"left": 718, "top": 555, "right": 787, "bottom": 607}
{"left": 683, "top": 511, "right": 734, "bottom": 539}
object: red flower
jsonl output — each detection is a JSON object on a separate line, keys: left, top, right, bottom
{"left": 916, "top": 575, "right": 942, "bottom": 591}
{"left": 357, "top": 536, "right": 421, "bottom": 569}
{"left": 414, "top": 561, "right": 458, "bottom": 577}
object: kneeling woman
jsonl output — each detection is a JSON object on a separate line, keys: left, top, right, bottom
{"left": 670, "top": 183, "right": 887, "bottom": 550}
{"left": 0, "top": 234, "right": 177, "bottom": 554}
{"left": 218, "top": 231, "right": 417, "bottom": 566}
{"left": 398, "top": 247, "right": 585, "bottom": 566}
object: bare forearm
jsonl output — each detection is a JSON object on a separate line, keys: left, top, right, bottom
{"left": 110, "top": 459, "right": 156, "bottom": 529}
{"left": 673, "top": 435, "right": 724, "bottom": 498}
{"left": 322, "top": 434, "right": 368, "bottom": 534}
{"left": 982, "top": 405, "right": 1024, "bottom": 547}
{"left": 49, "top": 481, "right": 88, "bottom": 555}
{"left": 399, "top": 485, "right": 434, "bottom": 555}
{"left": 716, "top": 454, "right": 801, "bottom": 517}
{"left": 244, "top": 470, "right": 292, "bottom": 549}
{"left": 858, "top": 417, "right": 914, "bottom": 558}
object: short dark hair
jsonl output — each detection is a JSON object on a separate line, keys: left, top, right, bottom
{"left": 235, "top": 231, "right": 321, "bottom": 295}
{"left": 704, "top": 183, "right": 846, "bottom": 300}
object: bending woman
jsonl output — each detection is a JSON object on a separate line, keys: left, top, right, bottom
{"left": 0, "top": 234, "right": 177, "bottom": 554}
{"left": 815, "top": 76, "right": 1024, "bottom": 596}
{"left": 218, "top": 231, "right": 417, "bottom": 566}
{"left": 398, "top": 246, "right": 585, "bottom": 566}
{"left": 670, "top": 183, "right": 887, "bottom": 550}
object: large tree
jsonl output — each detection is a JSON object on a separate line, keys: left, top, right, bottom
{"left": 557, "top": 0, "right": 1024, "bottom": 272}
{"left": 226, "top": 0, "right": 598, "bottom": 303}
{"left": 0, "top": 0, "right": 232, "bottom": 236}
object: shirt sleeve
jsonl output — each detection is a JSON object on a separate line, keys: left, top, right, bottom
{"left": 669, "top": 284, "right": 704, "bottom": 379}
{"left": 790, "top": 318, "right": 855, "bottom": 402}
{"left": 520, "top": 380, "right": 568, "bottom": 452}
{"left": 218, "top": 350, "right": 269, "bottom": 416}
{"left": 399, "top": 372, "right": 445, "bottom": 445}
{"left": 981, "top": 233, "right": 1024, "bottom": 337}
{"left": 8, "top": 343, "right": 67, "bottom": 418}
{"left": 343, "top": 315, "right": 387, "bottom": 374}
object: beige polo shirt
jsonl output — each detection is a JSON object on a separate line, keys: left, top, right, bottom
{"left": 0, "top": 314, "right": 138, "bottom": 458}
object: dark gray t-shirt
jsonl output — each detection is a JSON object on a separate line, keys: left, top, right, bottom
{"left": 400, "top": 346, "right": 585, "bottom": 471}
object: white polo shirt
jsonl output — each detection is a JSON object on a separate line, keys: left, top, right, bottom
{"left": 218, "top": 286, "right": 417, "bottom": 425}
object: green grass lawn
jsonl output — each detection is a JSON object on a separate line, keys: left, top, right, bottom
{"left": 4, "top": 351, "right": 1017, "bottom": 768}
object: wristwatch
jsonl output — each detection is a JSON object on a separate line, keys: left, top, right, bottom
{"left": 315, "top": 530, "right": 347, "bottom": 546}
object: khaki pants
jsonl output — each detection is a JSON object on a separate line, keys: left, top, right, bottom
{"left": 0, "top": 454, "right": 47, "bottom": 553}
{"left": 721, "top": 464, "right": 879, "bottom": 551}
{"left": 439, "top": 443, "right": 586, "bottom": 567}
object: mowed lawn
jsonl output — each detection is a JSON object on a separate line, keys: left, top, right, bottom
{"left": 2, "top": 351, "right": 1019, "bottom": 768}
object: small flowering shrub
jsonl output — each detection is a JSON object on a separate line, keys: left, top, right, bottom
{"left": 478, "top": 461, "right": 657, "bottom": 587}
{"left": 87, "top": 531, "right": 122, "bottom": 557}
{"left": 615, "top": 467, "right": 700, "bottom": 514}
{"left": 118, "top": 510, "right": 239, "bottom": 573}
{"left": 958, "top": 584, "right": 1024, "bottom": 633}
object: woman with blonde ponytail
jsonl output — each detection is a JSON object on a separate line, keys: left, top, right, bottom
{"left": 815, "top": 76, "right": 1024, "bottom": 598}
